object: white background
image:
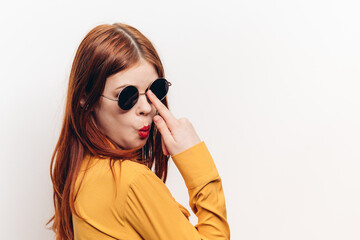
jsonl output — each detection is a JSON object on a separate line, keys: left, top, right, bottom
{"left": 0, "top": 0, "right": 359, "bottom": 239}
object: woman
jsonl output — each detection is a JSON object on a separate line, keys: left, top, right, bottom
{"left": 47, "top": 22, "right": 230, "bottom": 240}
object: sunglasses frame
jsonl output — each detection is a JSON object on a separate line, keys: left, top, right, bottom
{"left": 101, "top": 78, "right": 172, "bottom": 110}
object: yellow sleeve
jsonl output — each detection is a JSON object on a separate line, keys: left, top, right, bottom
{"left": 125, "top": 141, "right": 230, "bottom": 239}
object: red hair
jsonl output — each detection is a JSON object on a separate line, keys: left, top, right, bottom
{"left": 46, "top": 23, "right": 169, "bottom": 240}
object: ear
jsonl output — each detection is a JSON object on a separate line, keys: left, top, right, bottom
{"left": 80, "top": 98, "right": 85, "bottom": 107}
{"left": 80, "top": 97, "right": 85, "bottom": 108}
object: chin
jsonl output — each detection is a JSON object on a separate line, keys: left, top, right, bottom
{"left": 122, "top": 139, "right": 147, "bottom": 150}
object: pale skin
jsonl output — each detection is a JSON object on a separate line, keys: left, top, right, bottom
{"left": 84, "top": 59, "right": 201, "bottom": 156}
{"left": 146, "top": 88, "right": 202, "bottom": 156}
{"left": 90, "top": 60, "right": 158, "bottom": 150}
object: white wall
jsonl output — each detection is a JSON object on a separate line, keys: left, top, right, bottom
{"left": 0, "top": 0, "right": 359, "bottom": 239}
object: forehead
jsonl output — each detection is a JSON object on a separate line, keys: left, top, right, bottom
{"left": 106, "top": 60, "right": 158, "bottom": 89}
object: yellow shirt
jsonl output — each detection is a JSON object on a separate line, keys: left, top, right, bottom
{"left": 72, "top": 141, "right": 230, "bottom": 239}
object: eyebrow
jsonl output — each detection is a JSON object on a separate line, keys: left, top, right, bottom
{"left": 115, "top": 78, "right": 158, "bottom": 91}
{"left": 115, "top": 84, "right": 129, "bottom": 90}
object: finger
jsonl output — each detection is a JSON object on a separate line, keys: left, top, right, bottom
{"left": 161, "top": 135, "right": 169, "bottom": 156}
{"left": 153, "top": 115, "right": 175, "bottom": 145}
{"left": 147, "top": 90, "right": 178, "bottom": 130}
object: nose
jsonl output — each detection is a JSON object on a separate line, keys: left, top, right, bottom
{"left": 135, "top": 92, "right": 152, "bottom": 115}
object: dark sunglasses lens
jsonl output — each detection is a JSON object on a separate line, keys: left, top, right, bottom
{"left": 149, "top": 78, "right": 169, "bottom": 100}
{"left": 118, "top": 86, "right": 138, "bottom": 110}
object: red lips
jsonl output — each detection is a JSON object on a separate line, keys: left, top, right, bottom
{"left": 139, "top": 125, "right": 150, "bottom": 138}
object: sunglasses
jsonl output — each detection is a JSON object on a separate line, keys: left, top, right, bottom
{"left": 101, "top": 78, "right": 172, "bottom": 111}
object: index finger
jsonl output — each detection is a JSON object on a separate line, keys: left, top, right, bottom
{"left": 147, "top": 89, "right": 178, "bottom": 128}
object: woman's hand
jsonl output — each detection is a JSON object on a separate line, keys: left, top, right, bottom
{"left": 147, "top": 89, "right": 201, "bottom": 157}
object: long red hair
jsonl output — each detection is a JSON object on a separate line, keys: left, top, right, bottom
{"left": 46, "top": 23, "right": 169, "bottom": 240}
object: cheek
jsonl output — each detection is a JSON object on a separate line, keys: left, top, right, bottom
{"left": 93, "top": 101, "right": 124, "bottom": 129}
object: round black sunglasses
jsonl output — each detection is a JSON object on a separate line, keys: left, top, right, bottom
{"left": 101, "top": 78, "right": 172, "bottom": 111}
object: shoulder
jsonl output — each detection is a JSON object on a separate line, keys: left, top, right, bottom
{"left": 119, "top": 159, "right": 155, "bottom": 186}
{"left": 87, "top": 153, "right": 152, "bottom": 179}
{"left": 74, "top": 155, "right": 158, "bottom": 213}
{"left": 76, "top": 153, "right": 154, "bottom": 198}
